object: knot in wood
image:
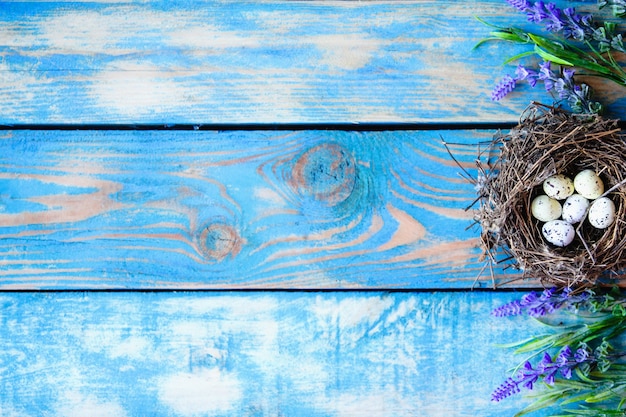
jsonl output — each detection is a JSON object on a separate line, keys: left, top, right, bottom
{"left": 290, "top": 143, "right": 356, "bottom": 207}
{"left": 198, "top": 223, "right": 242, "bottom": 262}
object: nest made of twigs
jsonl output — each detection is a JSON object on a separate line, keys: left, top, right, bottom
{"left": 476, "top": 103, "right": 626, "bottom": 288}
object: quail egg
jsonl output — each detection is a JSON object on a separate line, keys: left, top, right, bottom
{"left": 574, "top": 170, "right": 604, "bottom": 200}
{"left": 542, "top": 220, "right": 576, "bottom": 247}
{"left": 531, "top": 195, "right": 562, "bottom": 222}
{"left": 561, "top": 194, "right": 589, "bottom": 224}
{"left": 543, "top": 174, "right": 574, "bottom": 200}
{"left": 588, "top": 197, "right": 616, "bottom": 229}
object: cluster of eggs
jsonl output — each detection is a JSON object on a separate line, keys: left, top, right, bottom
{"left": 530, "top": 169, "right": 616, "bottom": 247}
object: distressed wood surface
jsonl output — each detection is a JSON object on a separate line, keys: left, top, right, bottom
{"left": 0, "top": 291, "right": 549, "bottom": 417}
{"left": 2, "top": 0, "right": 622, "bottom": 125}
{"left": 0, "top": 129, "right": 525, "bottom": 290}
{"left": 1, "top": 2, "right": 615, "bottom": 416}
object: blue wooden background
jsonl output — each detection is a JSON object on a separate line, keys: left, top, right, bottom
{"left": 0, "top": 1, "right": 620, "bottom": 415}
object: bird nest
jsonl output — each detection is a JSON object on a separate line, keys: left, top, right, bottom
{"left": 474, "top": 103, "right": 626, "bottom": 288}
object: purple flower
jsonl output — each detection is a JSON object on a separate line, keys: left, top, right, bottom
{"left": 522, "top": 288, "right": 560, "bottom": 317}
{"left": 490, "top": 64, "right": 539, "bottom": 101}
{"left": 557, "top": 346, "right": 572, "bottom": 366}
{"left": 538, "top": 352, "right": 560, "bottom": 385}
{"left": 492, "top": 299, "right": 522, "bottom": 317}
{"left": 503, "top": 0, "right": 625, "bottom": 53}
{"left": 491, "top": 345, "right": 589, "bottom": 402}
{"left": 492, "top": 286, "right": 592, "bottom": 317}
{"left": 520, "top": 360, "right": 541, "bottom": 389}
{"left": 539, "top": 64, "right": 602, "bottom": 113}
{"left": 552, "top": 67, "right": 575, "bottom": 98}
{"left": 562, "top": 67, "right": 575, "bottom": 80}
{"left": 506, "top": 0, "right": 531, "bottom": 11}
{"left": 491, "top": 75, "right": 517, "bottom": 101}
{"left": 557, "top": 346, "right": 574, "bottom": 379}
{"left": 491, "top": 61, "right": 573, "bottom": 103}
{"left": 507, "top": 1, "right": 594, "bottom": 40}
{"left": 515, "top": 65, "right": 539, "bottom": 87}
{"left": 491, "top": 377, "right": 520, "bottom": 401}
{"left": 526, "top": 1, "right": 549, "bottom": 23}
{"left": 520, "top": 291, "right": 539, "bottom": 305}
{"left": 543, "top": 3, "right": 564, "bottom": 32}
{"left": 537, "top": 61, "right": 555, "bottom": 90}
{"left": 562, "top": 7, "right": 587, "bottom": 40}
{"left": 575, "top": 346, "right": 590, "bottom": 363}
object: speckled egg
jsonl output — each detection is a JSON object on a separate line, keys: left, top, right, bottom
{"left": 542, "top": 220, "right": 576, "bottom": 247}
{"left": 574, "top": 170, "right": 604, "bottom": 200}
{"left": 531, "top": 195, "right": 562, "bottom": 222}
{"left": 561, "top": 194, "right": 589, "bottom": 224}
{"left": 543, "top": 174, "right": 574, "bottom": 200}
{"left": 588, "top": 197, "right": 616, "bottom": 229}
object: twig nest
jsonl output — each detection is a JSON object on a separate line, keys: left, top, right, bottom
{"left": 475, "top": 103, "right": 626, "bottom": 288}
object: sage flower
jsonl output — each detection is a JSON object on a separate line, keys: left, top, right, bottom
{"left": 505, "top": 0, "right": 618, "bottom": 47}
{"left": 506, "top": 1, "right": 589, "bottom": 39}
{"left": 478, "top": 0, "right": 626, "bottom": 115}
{"left": 506, "top": 0, "right": 530, "bottom": 11}
{"left": 491, "top": 61, "right": 603, "bottom": 114}
{"left": 491, "top": 351, "right": 559, "bottom": 401}
{"left": 491, "top": 287, "right": 626, "bottom": 414}
{"left": 491, "top": 345, "right": 597, "bottom": 402}
{"left": 514, "top": 65, "right": 538, "bottom": 87}
{"left": 491, "top": 377, "right": 520, "bottom": 402}
{"left": 491, "top": 75, "right": 517, "bottom": 101}
{"left": 490, "top": 70, "right": 524, "bottom": 102}
{"left": 492, "top": 287, "right": 591, "bottom": 317}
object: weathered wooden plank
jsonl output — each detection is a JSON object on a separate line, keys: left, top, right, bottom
{"left": 2, "top": 0, "right": 614, "bottom": 125}
{"left": 0, "top": 129, "right": 525, "bottom": 289}
{"left": 0, "top": 291, "right": 549, "bottom": 416}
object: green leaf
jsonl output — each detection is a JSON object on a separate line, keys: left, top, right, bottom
{"left": 584, "top": 383, "right": 625, "bottom": 403}
{"left": 514, "top": 391, "right": 563, "bottom": 417}
{"left": 472, "top": 37, "right": 499, "bottom": 50}
{"left": 575, "top": 367, "right": 594, "bottom": 383}
{"left": 473, "top": 15, "right": 502, "bottom": 29}
{"left": 528, "top": 33, "right": 573, "bottom": 55}
{"left": 494, "top": 335, "right": 547, "bottom": 350}
{"left": 503, "top": 51, "right": 536, "bottom": 65}
{"left": 480, "top": 26, "right": 626, "bottom": 86}
{"left": 489, "top": 29, "right": 529, "bottom": 43}
{"left": 553, "top": 407, "right": 626, "bottom": 416}
{"left": 549, "top": 411, "right": 597, "bottom": 417}
{"left": 554, "top": 380, "right": 595, "bottom": 390}
{"left": 533, "top": 45, "right": 575, "bottom": 66}
{"left": 560, "top": 389, "right": 600, "bottom": 406}
{"left": 605, "top": 21, "right": 618, "bottom": 37}
{"left": 526, "top": 33, "right": 619, "bottom": 76}
{"left": 513, "top": 330, "right": 588, "bottom": 353}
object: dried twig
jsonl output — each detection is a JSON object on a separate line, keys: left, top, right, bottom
{"left": 472, "top": 103, "right": 626, "bottom": 288}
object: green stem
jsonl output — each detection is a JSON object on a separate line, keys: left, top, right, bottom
{"left": 477, "top": 25, "right": 626, "bottom": 87}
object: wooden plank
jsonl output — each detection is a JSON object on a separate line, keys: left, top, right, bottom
{"left": 0, "top": 129, "right": 526, "bottom": 290}
{"left": 0, "top": 291, "right": 547, "bottom": 416}
{"left": 2, "top": 0, "right": 615, "bottom": 125}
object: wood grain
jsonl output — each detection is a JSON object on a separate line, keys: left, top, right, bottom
{"left": 0, "top": 2, "right": 612, "bottom": 416}
{"left": 0, "top": 291, "right": 549, "bottom": 416}
{"left": 0, "top": 129, "right": 527, "bottom": 289}
{"left": 2, "top": 1, "right": 620, "bottom": 125}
